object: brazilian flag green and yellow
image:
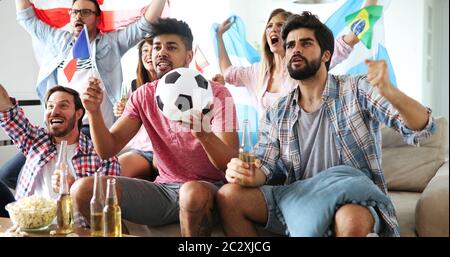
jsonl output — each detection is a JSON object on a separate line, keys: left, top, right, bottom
{"left": 345, "top": 5, "right": 383, "bottom": 49}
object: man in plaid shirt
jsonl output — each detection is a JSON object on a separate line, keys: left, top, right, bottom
{"left": 218, "top": 12, "right": 435, "bottom": 237}
{"left": 0, "top": 84, "right": 120, "bottom": 200}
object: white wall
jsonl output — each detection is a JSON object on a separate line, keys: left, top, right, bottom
{"left": 0, "top": 0, "right": 40, "bottom": 101}
{"left": 384, "top": 0, "right": 425, "bottom": 102}
{"left": 0, "top": 0, "right": 44, "bottom": 151}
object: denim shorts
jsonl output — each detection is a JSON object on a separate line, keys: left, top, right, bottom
{"left": 130, "top": 149, "right": 153, "bottom": 165}
{"left": 259, "top": 184, "right": 382, "bottom": 237}
{"left": 130, "top": 149, "right": 158, "bottom": 181}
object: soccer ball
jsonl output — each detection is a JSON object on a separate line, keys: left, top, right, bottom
{"left": 155, "top": 67, "right": 213, "bottom": 123}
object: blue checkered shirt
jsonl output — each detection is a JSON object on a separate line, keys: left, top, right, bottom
{"left": 255, "top": 74, "right": 436, "bottom": 237}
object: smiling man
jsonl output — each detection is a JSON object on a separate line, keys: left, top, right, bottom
{"left": 71, "top": 18, "right": 239, "bottom": 237}
{"left": 0, "top": 0, "right": 166, "bottom": 200}
{"left": 0, "top": 84, "right": 120, "bottom": 201}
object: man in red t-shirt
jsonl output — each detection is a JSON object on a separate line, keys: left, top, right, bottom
{"left": 72, "top": 18, "right": 239, "bottom": 236}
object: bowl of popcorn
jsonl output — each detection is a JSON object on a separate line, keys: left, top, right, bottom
{"left": 5, "top": 195, "right": 57, "bottom": 231}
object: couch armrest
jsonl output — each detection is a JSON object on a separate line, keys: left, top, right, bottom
{"left": 415, "top": 161, "right": 449, "bottom": 236}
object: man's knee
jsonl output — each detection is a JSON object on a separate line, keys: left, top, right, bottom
{"left": 70, "top": 176, "right": 94, "bottom": 207}
{"left": 179, "top": 181, "right": 214, "bottom": 212}
{"left": 215, "top": 183, "right": 242, "bottom": 209}
{"left": 334, "top": 203, "right": 374, "bottom": 237}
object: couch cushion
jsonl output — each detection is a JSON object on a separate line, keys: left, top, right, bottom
{"left": 415, "top": 163, "right": 449, "bottom": 237}
{"left": 389, "top": 191, "right": 421, "bottom": 237}
{"left": 382, "top": 117, "right": 448, "bottom": 192}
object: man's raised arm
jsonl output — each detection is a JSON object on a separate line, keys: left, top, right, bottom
{"left": 144, "top": 0, "right": 167, "bottom": 23}
{"left": 82, "top": 78, "right": 141, "bottom": 159}
{"left": 0, "top": 84, "right": 14, "bottom": 112}
{"left": 15, "top": 0, "right": 31, "bottom": 11}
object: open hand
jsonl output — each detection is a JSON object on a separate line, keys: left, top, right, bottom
{"left": 216, "top": 16, "right": 235, "bottom": 36}
{"left": 178, "top": 108, "right": 213, "bottom": 139}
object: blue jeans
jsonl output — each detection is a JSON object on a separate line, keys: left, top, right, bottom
{"left": 0, "top": 180, "right": 15, "bottom": 217}
{"left": 0, "top": 153, "right": 25, "bottom": 189}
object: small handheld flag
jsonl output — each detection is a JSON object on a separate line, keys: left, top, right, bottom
{"left": 63, "top": 25, "right": 91, "bottom": 82}
{"left": 194, "top": 45, "right": 210, "bottom": 73}
{"left": 345, "top": 5, "right": 383, "bottom": 49}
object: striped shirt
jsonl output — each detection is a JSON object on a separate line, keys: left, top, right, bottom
{"left": 255, "top": 74, "right": 436, "bottom": 237}
{"left": 0, "top": 99, "right": 121, "bottom": 199}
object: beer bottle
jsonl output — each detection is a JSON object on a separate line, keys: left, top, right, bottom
{"left": 56, "top": 140, "right": 74, "bottom": 234}
{"left": 239, "top": 119, "right": 255, "bottom": 186}
{"left": 90, "top": 171, "right": 104, "bottom": 236}
{"left": 103, "top": 178, "right": 122, "bottom": 237}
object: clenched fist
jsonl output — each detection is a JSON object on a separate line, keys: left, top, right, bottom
{"left": 51, "top": 168, "right": 75, "bottom": 193}
{"left": 113, "top": 101, "right": 125, "bottom": 117}
{"left": 365, "top": 59, "right": 394, "bottom": 98}
{"left": 81, "top": 77, "right": 103, "bottom": 114}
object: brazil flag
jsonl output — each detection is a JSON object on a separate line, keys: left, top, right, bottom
{"left": 345, "top": 5, "right": 383, "bottom": 49}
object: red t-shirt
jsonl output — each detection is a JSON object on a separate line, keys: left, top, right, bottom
{"left": 123, "top": 80, "right": 237, "bottom": 183}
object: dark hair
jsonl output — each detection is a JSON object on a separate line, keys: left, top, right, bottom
{"left": 136, "top": 37, "right": 157, "bottom": 87}
{"left": 44, "top": 86, "right": 85, "bottom": 131}
{"left": 282, "top": 11, "right": 334, "bottom": 70}
{"left": 72, "top": 0, "right": 101, "bottom": 16}
{"left": 149, "top": 18, "right": 193, "bottom": 50}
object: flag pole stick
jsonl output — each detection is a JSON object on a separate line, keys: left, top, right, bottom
{"left": 372, "top": 44, "right": 376, "bottom": 60}
{"left": 84, "top": 24, "right": 95, "bottom": 79}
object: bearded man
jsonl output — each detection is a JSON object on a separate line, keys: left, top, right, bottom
{"left": 0, "top": 84, "right": 120, "bottom": 200}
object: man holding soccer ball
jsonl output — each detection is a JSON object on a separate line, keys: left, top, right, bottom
{"left": 73, "top": 18, "right": 239, "bottom": 236}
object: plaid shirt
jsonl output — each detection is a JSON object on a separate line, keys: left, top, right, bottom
{"left": 0, "top": 99, "right": 121, "bottom": 199}
{"left": 256, "top": 74, "right": 436, "bottom": 237}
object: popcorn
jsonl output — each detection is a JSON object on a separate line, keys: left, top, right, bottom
{"left": 6, "top": 195, "right": 57, "bottom": 231}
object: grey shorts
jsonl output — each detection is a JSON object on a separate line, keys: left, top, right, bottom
{"left": 116, "top": 177, "right": 223, "bottom": 227}
{"left": 259, "top": 185, "right": 382, "bottom": 237}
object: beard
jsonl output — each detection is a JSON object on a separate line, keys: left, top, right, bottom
{"left": 287, "top": 55, "right": 322, "bottom": 80}
{"left": 47, "top": 114, "right": 77, "bottom": 138}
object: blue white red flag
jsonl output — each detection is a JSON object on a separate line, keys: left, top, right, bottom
{"left": 63, "top": 25, "right": 90, "bottom": 82}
